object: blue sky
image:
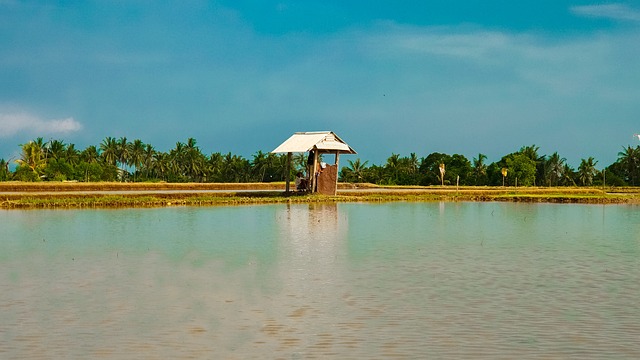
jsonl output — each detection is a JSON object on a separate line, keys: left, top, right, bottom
{"left": 1, "top": 1, "right": 639, "bottom": 168}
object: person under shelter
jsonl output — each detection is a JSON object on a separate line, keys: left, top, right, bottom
{"left": 295, "top": 171, "right": 308, "bottom": 191}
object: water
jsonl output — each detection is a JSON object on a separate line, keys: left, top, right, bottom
{"left": 1, "top": 202, "right": 639, "bottom": 359}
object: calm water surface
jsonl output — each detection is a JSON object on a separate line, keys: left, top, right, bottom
{"left": 1, "top": 202, "right": 639, "bottom": 359}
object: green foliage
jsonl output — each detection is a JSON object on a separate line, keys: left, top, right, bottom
{"left": 505, "top": 153, "right": 537, "bottom": 186}
{"left": 43, "top": 158, "right": 73, "bottom": 181}
{"left": 14, "top": 165, "right": 41, "bottom": 181}
{"left": 612, "top": 145, "right": 640, "bottom": 186}
{"left": 417, "top": 153, "right": 471, "bottom": 186}
{"left": 0, "top": 159, "right": 10, "bottom": 181}
{"left": 3, "top": 137, "right": 640, "bottom": 188}
{"left": 604, "top": 162, "right": 628, "bottom": 187}
{"left": 472, "top": 153, "right": 488, "bottom": 185}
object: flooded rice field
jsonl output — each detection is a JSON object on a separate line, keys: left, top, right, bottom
{"left": 1, "top": 202, "right": 639, "bottom": 359}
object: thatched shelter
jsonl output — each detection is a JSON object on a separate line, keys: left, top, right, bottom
{"left": 272, "top": 131, "right": 356, "bottom": 195}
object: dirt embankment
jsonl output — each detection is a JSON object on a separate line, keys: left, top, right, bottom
{"left": 0, "top": 182, "right": 639, "bottom": 209}
{"left": 0, "top": 181, "right": 284, "bottom": 192}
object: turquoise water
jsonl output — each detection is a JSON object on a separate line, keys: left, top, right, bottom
{"left": 1, "top": 202, "right": 639, "bottom": 359}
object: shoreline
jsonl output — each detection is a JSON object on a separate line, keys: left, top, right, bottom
{"left": 1, "top": 182, "right": 638, "bottom": 209}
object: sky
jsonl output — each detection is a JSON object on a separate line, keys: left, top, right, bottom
{"left": 1, "top": 0, "right": 639, "bottom": 168}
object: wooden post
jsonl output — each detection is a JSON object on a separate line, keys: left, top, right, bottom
{"left": 285, "top": 152, "right": 292, "bottom": 193}
{"left": 311, "top": 150, "right": 318, "bottom": 193}
{"left": 334, "top": 151, "right": 340, "bottom": 195}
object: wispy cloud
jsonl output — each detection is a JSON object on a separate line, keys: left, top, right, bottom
{"left": 0, "top": 112, "right": 82, "bottom": 138}
{"left": 571, "top": 3, "right": 640, "bottom": 22}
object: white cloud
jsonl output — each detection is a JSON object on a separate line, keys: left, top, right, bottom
{"left": 571, "top": 4, "right": 640, "bottom": 22}
{"left": 0, "top": 112, "right": 82, "bottom": 138}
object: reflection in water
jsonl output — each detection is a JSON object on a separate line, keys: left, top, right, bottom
{"left": 1, "top": 203, "right": 640, "bottom": 359}
{"left": 278, "top": 203, "right": 346, "bottom": 282}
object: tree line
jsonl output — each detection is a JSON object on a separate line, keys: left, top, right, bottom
{"left": 1, "top": 138, "right": 639, "bottom": 187}
{"left": 341, "top": 145, "right": 638, "bottom": 187}
{"left": 1, "top": 137, "right": 287, "bottom": 183}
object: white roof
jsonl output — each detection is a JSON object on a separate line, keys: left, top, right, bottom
{"left": 272, "top": 131, "right": 356, "bottom": 154}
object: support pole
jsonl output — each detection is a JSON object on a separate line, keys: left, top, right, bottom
{"left": 334, "top": 151, "right": 340, "bottom": 195}
{"left": 285, "top": 152, "right": 292, "bottom": 193}
{"left": 311, "top": 150, "right": 318, "bottom": 193}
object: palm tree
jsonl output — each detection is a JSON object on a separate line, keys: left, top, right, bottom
{"left": 472, "top": 153, "right": 487, "bottom": 185}
{"left": 81, "top": 145, "right": 100, "bottom": 164}
{"left": 520, "top": 145, "right": 540, "bottom": 161}
{"left": 100, "top": 137, "right": 118, "bottom": 167}
{"left": 129, "top": 139, "right": 145, "bottom": 181}
{"left": 385, "top": 153, "right": 401, "bottom": 184}
{"left": 208, "top": 152, "right": 224, "bottom": 182}
{"left": 519, "top": 145, "right": 545, "bottom": 185}
{"left": 47, "top": 139, "right": 66, "bottom": 160}
{"left": 32, "top": 137, "right": 49, "bottom": 163}
{"left": 561, "top": 163, "right": 576, "bottom": 186}
{"left": 116, "top": 137, "right": 130, "bottom": 179}
{"left": 408, "top": 153, "right": 419, "bottom": 174}
{"left": 617, "top": 145, "right": 640, "bottom": 186}
{"left": 153, "top": 152, "right": 169, "bottom": 181}
{"left": 15, "top": 141, "right": 46, "bottom": 180}
{"left": 577, "top": 157, "right": 598, "bottom": 186}
{"left": 293, "top": 153, "right": 307, "bottom": 173}
{"left": 345, "top": 158, "right": 369, "bottom": 183}
{"left": 183, "top": 138, "right": 205, "bottom": 181}
{"left": 251, "top": 150, "right": 269, "bottom": 182}
{"left": 142, "top": 144, "right": 156, "bottom": 179}
{"left": 169, "top": 141, "right": 186, "bottom": 180}
{"left": 80, "top": 145, "right": 100, "bottom": 182}
{"left": 0, "top": 158, "right": 11, "bottom": 181}
{"left": 65, "top": 144, "right": 80, "bottom": 166}
{"left": 545, "top": 152, "right": 566, "bottom": 186}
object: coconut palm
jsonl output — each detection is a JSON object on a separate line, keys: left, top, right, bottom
{"left": 267, "top": 153, "right": 287, "bottom": 182}
{"left": 345, "top": 158, "right": 369, "bottom": 183}
{"left": 116, "top": 137, "right": 131, "bottom": 179}
{"left": 208, "top": 152, "right": 224, "bottom": 182}
{"left": 15, "top": 141, "right": 47, "bottom": 180}
{"left": 32, "top": 137, "right": 49, "bottom": 162}
{"left": 519, "top": 145, "right": 545, "bottom": 185}
{"left": 81, "top": 145, "right": 100, "bottom": 164}
{"left": 472, "top": 153, "right": 487, "bottom": 185}
{"left": 0, "top": 158, "right": 11, "bottom": 180}
{"left": 142, "top": 144, "right": 156, "bottom": 179}
{"left": 65, "top": 144, "right": 80, "bottom": 166}
{"left": 617, "top": 145, "right": 640, "bottom": 186}
{"left": 293, "top": 153, "right": 307, "bottom": 173}
{"left": 47, "top": 139, "right": 66, "bottom": 160}
{"left": 252, "top": 150, "right": 269, "bottom": 182}
{"left": 129, "top": 139, "right": 145, "bottom": 181}
{"left": 100, "top": 137, "right": 118, "bottom": 167}
{"left": 153, "top": 152, "right": 169, "bottom": 181}
{"left": 561, "top": 163, "right": 577, "bottom": 186}
{"left": 182, "top": 138, "right": 206, "bottom": 181}
{"left": 384, "top": 153, "right": 401, "bottom": 184}
{"left": 79, "top": 145, "right": 100, "bottom": 182}
{"left": 168, "top": 141, "right": 186, "bottom": 180}
{"left": 408, "top": 153, "right": 419, "bottom": 174}
{"left": 545, "top": 152, "right": 566, "bottom": 186}
{"left": 577, "top": 157, "right": 598, "bottom": 186}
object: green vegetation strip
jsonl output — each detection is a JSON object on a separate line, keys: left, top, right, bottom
{"left": 1, "top": 190, "right": 638, "bottom": 209}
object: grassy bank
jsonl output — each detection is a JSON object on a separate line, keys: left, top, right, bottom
{"left": 1, "top": 182, "right": 638, "bottom": 209}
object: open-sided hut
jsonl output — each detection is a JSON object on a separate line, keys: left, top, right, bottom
{"left": 272, "top": 131, "right": 357, "bottom": 195}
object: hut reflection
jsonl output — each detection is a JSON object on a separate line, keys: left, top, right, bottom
{"left": 276, "top": 203, "right": 348, "bottom": 294}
